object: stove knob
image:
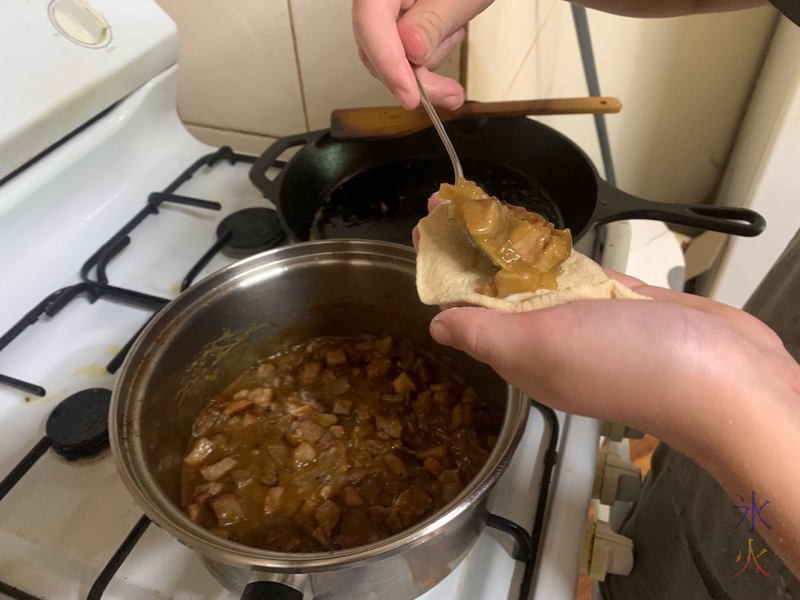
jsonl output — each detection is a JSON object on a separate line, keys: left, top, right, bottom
{"left": 601, "top": 421, "right": 644, "bottom": 442}
{"left": 592, "top": 451, "right": 641, "bottom": 505}
{"left": 49, "top": 0, "right": 111, "bottom": 48}
{"left": 581, "top": 520, "right": 634, "bottom": 581}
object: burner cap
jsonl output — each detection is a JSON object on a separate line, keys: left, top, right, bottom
{"left": 46, "top": 388, "right": 111, "bottom": 460}
{"left": 217, "top": 207, "right": 285, "bottom": 259}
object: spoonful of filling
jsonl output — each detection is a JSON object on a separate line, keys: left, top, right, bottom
{"left": 437, "top": 178, "right": 573, "bottom": 298}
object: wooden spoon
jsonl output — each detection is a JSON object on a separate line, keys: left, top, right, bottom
{"left": 330, "top": 96, "right": 621, "bottom": 140}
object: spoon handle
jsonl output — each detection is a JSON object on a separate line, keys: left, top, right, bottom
{"left": 414, "top": 71, "right": 464, "bottom": 184}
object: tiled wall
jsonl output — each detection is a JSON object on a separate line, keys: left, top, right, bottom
{"left": 156, "top": 0, "right": 460, "bottom": 155}
{"left": 467, "top": 0, "right": 777, "bottom": 207}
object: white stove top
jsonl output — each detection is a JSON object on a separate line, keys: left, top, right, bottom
{"left": 0, "top": 64, "right": 683, "bottom": 600}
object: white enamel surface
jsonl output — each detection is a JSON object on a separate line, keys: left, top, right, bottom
{"left": 0, "top": 0, "right": 177, "bottom": 180}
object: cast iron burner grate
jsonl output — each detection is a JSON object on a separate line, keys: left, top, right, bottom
{"left": 218, "top": 207, "right": 285, "bottom": 258}
{"left": 47, "top": 388, "right": 111, "bottom": 459}
{"left": 0, "top": 388, "right": 111, "bottom": 501}
{"left": 0, "top": 147, "right": 559, "bottom": 600}
{"left": 180, "top": 207, "right": 285, "bottom": 291}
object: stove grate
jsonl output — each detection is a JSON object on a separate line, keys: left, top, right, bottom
{"left": 0, "top": 147, "right": 559, "bottom": 600}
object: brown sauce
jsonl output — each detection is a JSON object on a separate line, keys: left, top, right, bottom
{"left": 180, "top": 335, "right": 497, "bottom": 552}
{"left": 438, "top": 178, "right": 573, "bottom": 297}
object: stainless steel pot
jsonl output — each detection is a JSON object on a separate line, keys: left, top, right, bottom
{"left": 110, "top": 240, "right": 529, "bottom": 600}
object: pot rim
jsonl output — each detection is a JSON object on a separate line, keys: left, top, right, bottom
{"left": 110, "top": 239, "right": 530, "bottom": 571}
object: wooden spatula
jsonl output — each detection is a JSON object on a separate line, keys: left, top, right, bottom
{"left": 330, "top": 96, "right": 621, "bottom": 140}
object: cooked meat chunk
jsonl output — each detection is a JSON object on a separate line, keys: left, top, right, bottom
{"left": 317, "top": 432, "right": 336, "bottom": 449}
{"left": 263, "top": 487, "right": 285, "bottom": 514}
{"left": 423, "top": 458, "right": 443, "bottom": 476}
{"left": 184, "top": 437, "right": 215, "bottom": 466}
{"left": 314, "top": 412, "right": 338, "bottom": 427}
{"left": 341, "top": 486, "right": 363, "bottom": 506}
{"left": 392, "top": 371, "right": 417, "bottom": 395}
{"left": 375, "top": 415, "right": 402, "bottom": 439}
{"left": 242, "top": 413, "right": 260, "bottom": 427}
{"left": 259, "top": 468, "right": 279, "bottom": 486}
{"left": 366, "top": 357, "right": 392, "bottom": 380}
{"left": 292, "top": 442, "right": 316, "bottom": 464}
{"left": 299, "top": 361, "right": 323, "bottom": 386}
{"left": 230, "top": 469, "right": 254, "bottom": 489}
{"left": 256, "top": 362, "right": 276, "bottom": 384}
{"left": 224, "top": 398, "right": 254, "bottom": 416}
{"left": 315, "top": 500, "right": 342, "bottom": 534}
{"left": 192, "top": 409, "right": 221, "bottom": 437}
{"left": 286, "top": 419, "right": 326, "bottom": 446}
{"left": 186, "top": 503, "right": 203, "bottom": 524}
{"left": 249, "top": 387, "right": 274, "bottom": 408}
{"left": 325, "top": 349, "right": 348, "bottom": 366}
{"left": 332, "top": 398, "right": 353, "bottom": 416}
{"left": 416, "top": 445, "right": 447, "bottom": 460}
{"left": 384, "top": 453, "right": 409, "bottom": 480}
{"left": 209, "top": 494, "right": 245, "bottom": 526}
{"left": 439, "top": 470, "right": 464, "bottom": 504}
{"left": 193, "top": 481, "right": 225, "bottom": 499}
{"left": 450, "top": 403, "right": 473, "bottom": 430}
{"left": 199, "top": 457, "right": 237, "bottom": 481}
{"left": 385, "top": 487, "right": 433, "bottom": 534}
{"left": 323, "top": 377, "right": 351, "bottom": 397}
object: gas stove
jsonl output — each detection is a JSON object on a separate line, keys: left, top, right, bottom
{"left": 0, "top": 3, "right": 684, "bottom": 600}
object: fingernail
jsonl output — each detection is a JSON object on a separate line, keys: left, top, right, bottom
{"left": 441, "top": 94, "right": 464, "bottom": 111}
{"left": 399, "top": 91, "right": 419, "bottom": 111}
{"left": 430, "top": 318, "right": 451, "bottom": 345}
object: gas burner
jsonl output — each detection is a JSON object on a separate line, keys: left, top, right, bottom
{"left": 217, "top": 207, "right": 285, "bottom": 259}
{"left": 46, "top": 388, "right": 111, "bottom": 460}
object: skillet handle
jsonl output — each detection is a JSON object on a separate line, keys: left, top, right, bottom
{"left": 241, "top": 581, "right": 303, "bottom": 600}
{"left": 595, "top": 180, "right": 766, "bottom": 237}
{"left": 249, "top": 129, "right": 328, "bottom": 202}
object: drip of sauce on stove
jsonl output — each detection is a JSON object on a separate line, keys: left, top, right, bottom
{"left": 438, "top": 178, "right": 573, "bottom": 298}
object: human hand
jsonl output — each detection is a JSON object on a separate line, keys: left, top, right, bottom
{"left": 430, "top": 277, "right": 792, "bottom": 441}
{"left": 430, "top": 275, "right": 800, "bottom": 572}
{"left": 352, "top": 0, "right": 495, "bottom": 110}
{"left": 415, "top": 192, "right": 792, "bottom": 446}
{"left": 414, "top": 191, "right": 800, "bottom": 573}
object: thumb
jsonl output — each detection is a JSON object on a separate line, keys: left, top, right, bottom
{"left": 398, "top": 0, "right": 494, "bottom": 65}
{"left": 430, "top": 307, "right": 549, "bottom": 385}
{"left": 428, "top": 305, "right": 588, "bottom": 409}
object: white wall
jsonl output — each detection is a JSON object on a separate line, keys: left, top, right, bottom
{"left": 156, "top": 0, "right": 460, "bottom": 154}
{"left": 467, "top": 1, "right": 777, "bottom": 206}
{"left": 708, "top": 17, "right": 800, "bottom": 308}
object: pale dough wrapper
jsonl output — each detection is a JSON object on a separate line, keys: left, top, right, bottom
{"left": 416, "top": 203, "right": 648, "bottom": 312}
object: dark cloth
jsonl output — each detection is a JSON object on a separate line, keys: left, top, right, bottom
{"left": 770, "top": 0, "right": 800, "bottom": 26}
{"left": 600, "top": 227, "right": 800, "bottom": 600}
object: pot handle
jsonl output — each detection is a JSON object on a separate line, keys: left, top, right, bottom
{"left": 249, "top": 129, "right": 328, "bottom": 202}
{"left": 595, "top": 180, "right": 766, "bottom": 237}
{"left": 241, "top": 581, "right": 303, "bottom": 600}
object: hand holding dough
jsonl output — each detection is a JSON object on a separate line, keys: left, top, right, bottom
{"left": 416, "top": 202, "right": 647, "bottom": 311}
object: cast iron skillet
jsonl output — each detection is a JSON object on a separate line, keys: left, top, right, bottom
{"left": 249, "top": 117, "right": 765, "bottom": 246}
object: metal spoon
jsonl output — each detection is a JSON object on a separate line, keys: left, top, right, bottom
{"left": 413, "top": 70, "right": 500, "bottom": 260}
{"left": 414, "top": 70, "right": 463, "bottom": 184}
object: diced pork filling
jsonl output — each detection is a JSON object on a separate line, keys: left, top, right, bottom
{"left": 180, "top": 335, "right": 496, "bottom": 552}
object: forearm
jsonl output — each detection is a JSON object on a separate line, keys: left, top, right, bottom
{"left": 712, "top": 384, "right": 800, "bottom": 574}
{"left": 569, "top": 0, "right": 769, "bottom": 18}
{"left": 656, "top": 353, "right": 800, "bottom": 575}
